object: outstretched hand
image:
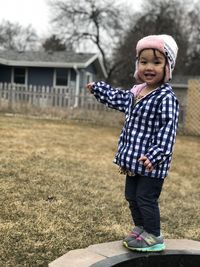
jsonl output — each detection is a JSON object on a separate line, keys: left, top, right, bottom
{"left": 138, "top": 155, "right": 154, "bottom": 171}
{"left": 86, "top": 82, "right": 94, "bottom": 93}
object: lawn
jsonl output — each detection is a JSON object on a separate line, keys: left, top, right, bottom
{"left": 0, "top": 114, "right": 199, "bottom": 267}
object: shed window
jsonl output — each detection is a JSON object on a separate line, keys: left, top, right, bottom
{"left": 56, "top": 69, "right": 68, "bottom": 86}
{"left": 14, "top": 67, "right": 26, "bottom": 84}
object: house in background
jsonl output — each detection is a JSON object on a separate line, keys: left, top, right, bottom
{"left": 0, "top": 50, "right": 107, "bottom": 106}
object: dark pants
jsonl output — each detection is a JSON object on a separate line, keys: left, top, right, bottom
{"left": 125, "top": 174, "right": 164, "bottom": 237}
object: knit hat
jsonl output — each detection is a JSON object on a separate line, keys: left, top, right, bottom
{"left": 134, "top": 34, "right": 178, "bottom": 83}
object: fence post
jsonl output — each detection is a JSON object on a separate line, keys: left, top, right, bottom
{"left": 8, "top": 83, "right": 15, "bottom": 110}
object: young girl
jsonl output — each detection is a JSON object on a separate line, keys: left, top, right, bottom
{"left": 86, "top": 35, "right": 179, "bottom": 252}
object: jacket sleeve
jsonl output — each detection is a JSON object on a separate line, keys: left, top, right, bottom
{"left": 91, "top": 81, "right": 131, "bottom": 112}
{"left": 145, "top": 94, "right": 179, "bottom": 166}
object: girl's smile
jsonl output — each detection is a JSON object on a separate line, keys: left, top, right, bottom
{"left": 137, "top": 49, "right": 166, "bottom": 90}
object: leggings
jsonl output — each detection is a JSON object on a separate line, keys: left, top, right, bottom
{"left": 125, "top": 174, "right": 164, "bottom": 236}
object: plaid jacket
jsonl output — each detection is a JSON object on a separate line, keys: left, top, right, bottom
{"left": 91, "top": 81, "right": 179, "bottom": 179}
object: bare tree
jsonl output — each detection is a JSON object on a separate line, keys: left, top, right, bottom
{"left": 185, "top": 2, "right": 200, "bottom": 74}
{"left": 0, "top": 20, "right": 38, "bottom": 51}
{"left": 48, "top": 0, "right": 129, "bottom": 79}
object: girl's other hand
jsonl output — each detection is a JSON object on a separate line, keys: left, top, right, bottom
{"left": 138, "top": 155, "right": 154, "bottom": 171}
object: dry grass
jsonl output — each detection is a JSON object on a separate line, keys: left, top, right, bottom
{"left": 0, "top": 113, "right": 199, "bottom": 267}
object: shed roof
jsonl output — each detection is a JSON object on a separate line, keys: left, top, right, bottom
{"left": 0, "top": 50, "right": 107, "bottom": 77}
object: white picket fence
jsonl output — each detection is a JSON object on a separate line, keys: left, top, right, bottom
{"left": 0, "top": 82, "right": 188, "bottom": 131}
{"left": 0, "top": 83, "right": 105, "bottom": 110}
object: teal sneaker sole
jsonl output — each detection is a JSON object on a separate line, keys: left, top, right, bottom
{"left": 123, "top": 241, "right": 165, "bottom": 252}
{"left": 135, "top": 243, "right": 165, "bottom": 252}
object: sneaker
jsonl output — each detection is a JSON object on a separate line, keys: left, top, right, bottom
{"left": 123, "top": 226, "right": 143, "bottom": 244}
{"left": 123, "top": 230, "right": 165, "bottom": 252}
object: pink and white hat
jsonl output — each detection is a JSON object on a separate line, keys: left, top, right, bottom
{"left": 134, "top": 34, "right": 178, "bottom": 83}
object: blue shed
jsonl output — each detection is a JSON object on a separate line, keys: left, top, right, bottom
{"left": 0, "top": 50, "right": 107, "bottom": 99}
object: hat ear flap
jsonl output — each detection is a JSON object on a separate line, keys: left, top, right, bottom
{"left": 164, "top": 62, "right": 172, "bottom": 82}
{"left": 134, "top": 60, "right": 139, "bottom": 82}
{"left": 134, "top": 60, "right": 143, "bottom": 83}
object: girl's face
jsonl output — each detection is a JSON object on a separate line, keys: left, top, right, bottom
{"left": 137, "top": 49, "right": 166, "bottom": 88}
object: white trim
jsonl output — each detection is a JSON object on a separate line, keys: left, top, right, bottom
{"left": 73, "top": 66, "right": 80, "bottom": 108}
{"left": 11, "top": 67, "right": 14, "bottom": 84}
{"left": 53, "top": 69, "right": 56, "bottom": 87}
{"left": 0, "top": 59, "right": 82, "bottom": 68}
{"left": 94, "top": 55, "right": 107, "bottom": 78}
{"left": 0, "top": 58, "right": 92, "bottom": 68}
{"left": 25, "top": 68, "right": 28, "bottom": 85}
{"left": 84, "top": 54, "right": 107, "bottom": 78}
{"left": 68, "top": 69, "right": 71, "bottom": 86}
{"left": 84, "top": 54, "right": 99, "bottom": 67}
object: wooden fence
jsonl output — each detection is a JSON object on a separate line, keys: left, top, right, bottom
{"left": 0, "top": 83, "right": 105, "bottom": 110}
{"left": 184, "top": 79, "right": 200, "bottom": 135}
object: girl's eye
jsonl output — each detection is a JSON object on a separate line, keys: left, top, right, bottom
{"left": 140, "top": 60, "right": 147, "bottom": 64}
{"left": 154, "top": 61, "right": 161, "bottom": 65}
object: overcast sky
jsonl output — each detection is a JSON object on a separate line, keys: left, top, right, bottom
{"left": 0, "top": 0, "right": 51, "bottom": 35}
{"left": 0, "top": 0, "right": 143, "bottom": 36}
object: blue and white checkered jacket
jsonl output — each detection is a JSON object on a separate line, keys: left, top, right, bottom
{"left": 91, "top": 81, "right": 179, "bottom": 179}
